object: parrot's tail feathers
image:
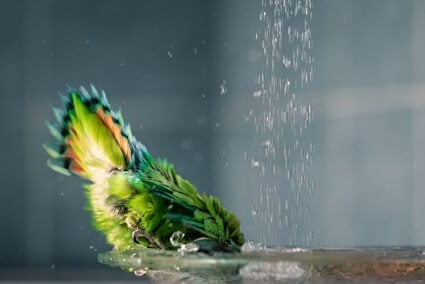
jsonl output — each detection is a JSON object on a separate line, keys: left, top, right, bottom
{"left": 45, "top": 85, "right": 149, "bottom": 182}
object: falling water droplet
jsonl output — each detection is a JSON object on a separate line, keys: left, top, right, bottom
{"left": 219, "top": 80, "right": 227, "bottom": 95}
{"left": 251, "top": 159, "right": 260, "bottom": 168}
{"left": 167, "top": 45, "right": 174, "bottom": 58}
{"left": 282, "top": 56, "right": 291, "bottom": 68}
{"left": 262, "top": 140, "right": 271, "bottom": 148}
{"left": 253, "top": 90, "right": 263, "bottom": 98}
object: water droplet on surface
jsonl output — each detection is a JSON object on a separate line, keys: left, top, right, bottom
{"left": 51, "top": 264, "right": 55, "bottom": 269}
{"left": 215, "top": 122, "right": 220, "bottom": 127}
{"left": 167, "top": 51, "right": 173, "bottom": 58}
{"left": 241, "top": 240, "right": 262, "bottom": 253}
{"left": 178, "top": 242, "right": 199, "bottom": 253}
{"left": 193, "top": 48, "right": 198, "bottom": 55}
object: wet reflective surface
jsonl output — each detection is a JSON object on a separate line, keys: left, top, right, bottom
{"left": 98, "top": 246, "right": 425, "bottom": 282}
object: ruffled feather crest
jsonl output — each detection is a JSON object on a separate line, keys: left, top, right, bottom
{"left": 44, "top": 85, "right": 149, "bottom": 181}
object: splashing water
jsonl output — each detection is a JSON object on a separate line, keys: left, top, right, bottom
{"left": 169, "top": 231, "right": 200, "bottom": 254}
{"left": 248, "top": 0, "right": 314, "bottom": 246}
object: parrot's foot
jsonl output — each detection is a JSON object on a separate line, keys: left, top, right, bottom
{"left": 132, "top": 228, "right": 166, "bottom": 250}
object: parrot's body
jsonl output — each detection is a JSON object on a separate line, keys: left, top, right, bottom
{"left": 44, "top": 86, "right": 244, "bottom": 253}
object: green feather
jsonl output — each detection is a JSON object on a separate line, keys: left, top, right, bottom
{"left": 42, "top": 143, "right": 61, "bottom": 159}
{"left": 47, "top": 159, "right": 71, "bottom": 176}
{"left": 46, "top": 122, "right": 62, "bottom": 141}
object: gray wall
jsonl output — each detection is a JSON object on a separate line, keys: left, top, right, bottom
{"left": 1, "top": 0, "right": 425, "bottom": 281}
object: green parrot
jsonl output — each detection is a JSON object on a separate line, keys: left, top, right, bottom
{"left": 44, "top": 86, "right": 244, "bottom": 253}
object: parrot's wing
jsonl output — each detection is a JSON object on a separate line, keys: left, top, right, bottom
{"left": 141, "top": 159, "right": 244, "bottom": 250}
{"left": 44, "top": 86, "right": 147, "bottom": 182}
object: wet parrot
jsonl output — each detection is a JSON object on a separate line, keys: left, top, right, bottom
{"left": 44, "top": 86, "right": 244, "bottom": 253}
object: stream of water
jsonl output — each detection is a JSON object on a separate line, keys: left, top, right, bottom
{"left": 249, "top": 0, "right": 314, "bottom": 246}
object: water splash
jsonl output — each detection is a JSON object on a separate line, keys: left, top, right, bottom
{"left": 249, "top": 0, "right": 314, "bottom": 246}
{"left": 169, "top": 231, "right": 200, "bottom": 254}
{"left": 239, "top": 261, "right": 306, "bottom": 281}
{"left": 100, "top": 246, "right": 425, "bottom": 282}
{"left": 170, "top": 231, "right": 185, "bottom": 247}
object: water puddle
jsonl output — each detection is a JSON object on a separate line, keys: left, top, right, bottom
{"left": 98, "top": 246, "right": 425, "bottom": 282}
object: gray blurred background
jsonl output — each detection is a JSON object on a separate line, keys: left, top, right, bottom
{"left": 1, "top": 0, "right": 425, "bottom": 281}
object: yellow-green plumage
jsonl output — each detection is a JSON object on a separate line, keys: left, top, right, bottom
{"left": 44, "top": 86, "right": 244, "bottom": 253}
